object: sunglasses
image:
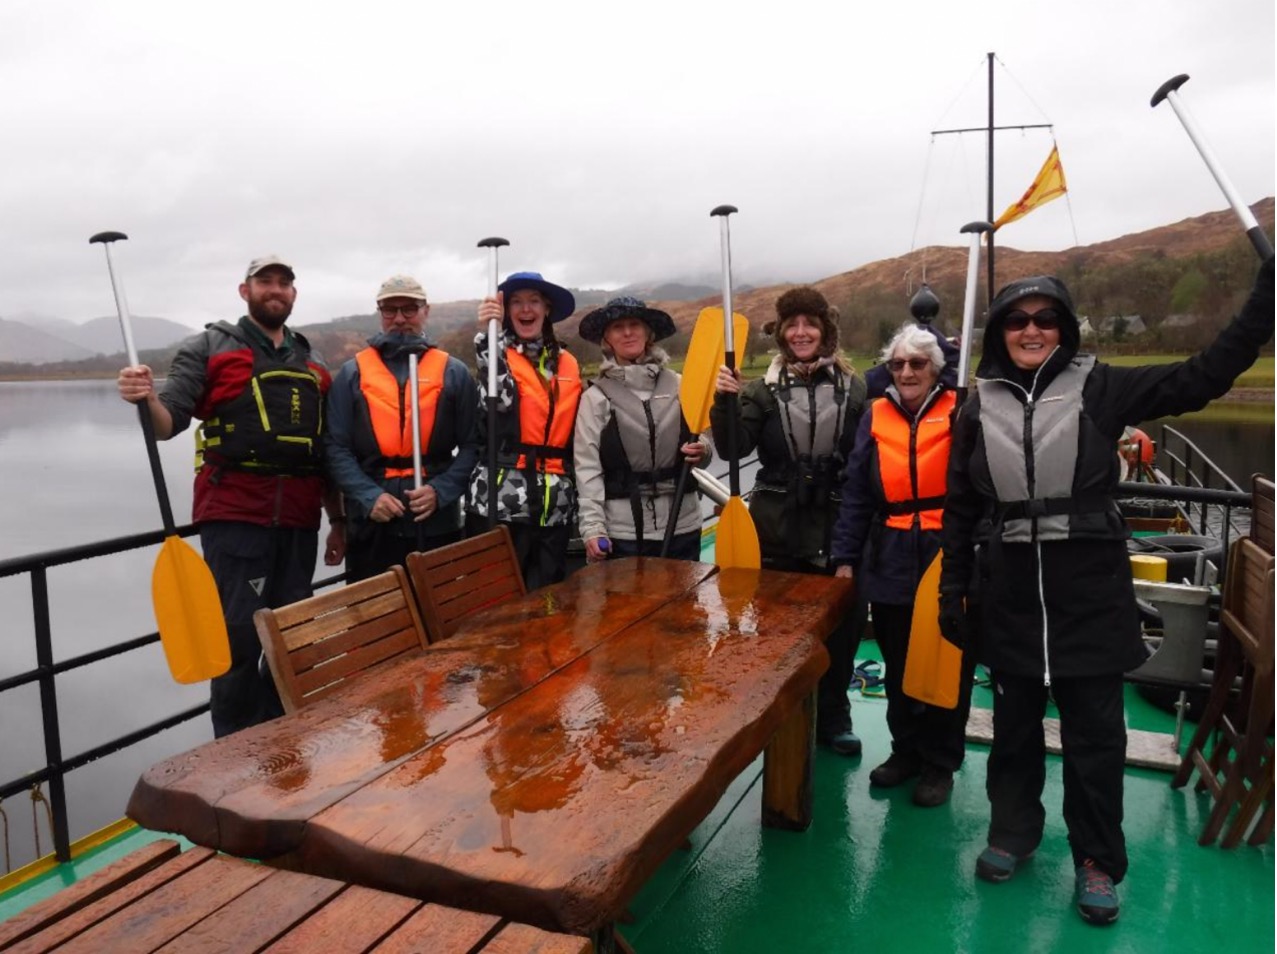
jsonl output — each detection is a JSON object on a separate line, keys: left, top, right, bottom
{"left": 1002, "top": 309, "right": 1061, "bottom": 332}
{"left": 379, "top": 303, "right": 425, "bottom": 318}
{"left": 886, "top": 357, "right": 932, "bottom": 373}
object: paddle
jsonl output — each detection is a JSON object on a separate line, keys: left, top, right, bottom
{"left": 710, "top": 205, "right": 761, "bottom": 569}
{"left": 477, "top": 237, "right": 510, "bottom": 530}
{"left": 90, "top": 231, "right": 230, "bottom": 684}
{"left": 1152, "top": 74, "right": 1274, "bottom": 261}
{"left": 407, "top": 343, "right": 427, "bottom": 551}
{"left": 901, "top": 220, "right": 990, "bottom": 709}
{"left": 660, "top": 304, "right": 749, "bottom": 557}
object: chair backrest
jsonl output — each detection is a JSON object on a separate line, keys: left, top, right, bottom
{"left": 1220, "top": 537, "right": 1275, "bottom": 673}
{"left": 254, "top": 565, "right": 428, "bottom": 713}
{"left": 405, "top": 527, "right": 526, "bottom": 642}
{"left": 1251, "top": 475, "right": 1274, "bottom": 554}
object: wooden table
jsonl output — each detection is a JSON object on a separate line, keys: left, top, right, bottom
{"left": 128, "top": 558, "right": 852, "bottom": 940}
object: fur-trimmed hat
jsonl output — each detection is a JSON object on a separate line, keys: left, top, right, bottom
{"left": 764, "top": 286, "right": 840, "bottom": 358}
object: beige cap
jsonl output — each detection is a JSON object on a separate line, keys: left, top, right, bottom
{"left": 376, "top": 274, "right": 428, "bottom": 302}
{"left": 245, "top": 255, "right": 295, "bottom": 279}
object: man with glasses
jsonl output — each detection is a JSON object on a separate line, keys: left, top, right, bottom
{"left": 325, "top": 275, "right": 480, "bottom": 580}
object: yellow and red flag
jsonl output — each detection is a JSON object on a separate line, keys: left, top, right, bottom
{"left": 994, "top": 144, "right": 1068, "bottom": 230}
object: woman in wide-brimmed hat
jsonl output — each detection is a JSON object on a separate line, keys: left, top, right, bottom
{"left": 574, "top": 296, "right": 709, "bottom": 562}
{"left": 467, "top": 271, "right": 582, "bottom": 589}
{"left": 711, "top": 285, "right": 868, "bottom": 756}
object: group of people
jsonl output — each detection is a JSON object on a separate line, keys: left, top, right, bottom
{"left": 118, "top": 249, "right": 1273, "bottom": 929}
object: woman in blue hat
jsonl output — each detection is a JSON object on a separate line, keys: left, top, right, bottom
{"left": 467, "top": 272, "right": 582, "bottom": 589}
{"left": 574, "top": 297, "right": 709, "bottom": 562}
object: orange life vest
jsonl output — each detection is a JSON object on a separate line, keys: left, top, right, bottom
{"left": 870, "top": 389, "right": 955, "bottom": 531}
{"left": 506, "top": 347, "right": 582, "bottom": 475}
{"left": 355, "top": 346, "right": 449, "bottom": 479}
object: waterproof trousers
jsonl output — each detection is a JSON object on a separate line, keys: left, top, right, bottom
{"left": 872, "top": 601, "right": 975, "bottom": 772}
{"left": 986, "top": 671, "right": 1128, "bottom": 882}
{"left": 200, "top": 521, "right": 315, "bottom": 738}
{"left": 346, "top": 521, "right": 462, "bottom": 583}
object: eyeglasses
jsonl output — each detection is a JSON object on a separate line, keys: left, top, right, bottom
{"left": 1002, "top": 309, "right": 1061, "bottom": 332}
{"left": 379, "top": 303, "right": 425, "bottom": 318}
{"left": 886, "top": 357, "right": 932, "bottom": 373}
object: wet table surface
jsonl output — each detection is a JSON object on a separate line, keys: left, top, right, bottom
{"left": 128, "top": 557, "right": 851, "bottom": 936}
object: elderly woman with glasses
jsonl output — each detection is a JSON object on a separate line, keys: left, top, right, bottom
{"left": 830, "top": 322, "right": 968, "bottom": 808}
{"left": 941, "top": 261, "right": 1273, "bottom": 926}
{"left": 573, "top": 297, "right": 709, "bottom": 562}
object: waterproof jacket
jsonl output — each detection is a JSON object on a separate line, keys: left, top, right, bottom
{"left": 158, "top": 317, "right": 332, "bottom": 529}
{"left": 325, "top": 333, "right": 479, "bottom": 539}
{"left": 574, "top": 352, "right": 709, "bottom": 545}
{"left": 710, "top": 355, "right": 867, "bottom": 566}
{"left": 831, "top": 386, "right": 955, "bottom": 605}
{"left": 941, "top": 256, "right": 1274, "bottom": 680}
{"left": 468, "top": 330, "right": 580, "bottom": 528}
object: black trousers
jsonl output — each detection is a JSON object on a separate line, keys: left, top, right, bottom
{"left": 465, "top": 514, "right": 570, "bottom": 592}
{"left": 607, "top": 530, "right": 702, "bottom": 562}
{"left": 986, "top": 671, "right": 1128, "bottom": 882}
{"left": 763, "top": 555, "right": 864, "bottom": 738}
{"left": 345, "top": 520, "right": 462, "bottom": 583}
{"left": 200, "top": 521, "right": 314, "bottom": 738}
{"left": 871, "top": 601, "right": 974, "bottom": 772}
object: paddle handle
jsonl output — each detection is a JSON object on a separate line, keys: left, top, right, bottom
{"left": 92, "top": 232, "right": 178, "bottom": 535}
{"left": 957, "top": 222, "right": 992, "bottom": 403}
{"left": 1152, "top": 75, "right": 1273, "bottom": 260}
{"left": 478, "top": 237, "right": 509, "bottom": 529}
{"left": 660, "top": 461, "right": 693, "bottom": 558}
{"left": 712, "top": 205, "right": 742, "bottom": 497}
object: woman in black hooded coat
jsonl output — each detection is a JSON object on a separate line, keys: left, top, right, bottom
{"left": 940, "top": 257, "right": 1273, "bottom": 926}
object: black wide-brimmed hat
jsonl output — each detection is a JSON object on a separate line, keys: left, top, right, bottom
{"left": 578, "top": 296, "right": 676, "bottom": 344}
{"left": 497, "top": 271, "right": 577, "bottom": 324}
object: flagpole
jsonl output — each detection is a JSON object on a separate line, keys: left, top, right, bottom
{"left": 987, "top": 51, "right": 995, "bottom": 303}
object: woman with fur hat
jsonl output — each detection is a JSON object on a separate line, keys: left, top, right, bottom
{"left": 711, "top": 285, "right": 868, "bottom": 756}
{"left": 941, "top": 258, "right": 1273, "bottom": 926}
{"left": 467, "top": 271, "right": 582, "bottom": 589}
{"left": 574, "top": 297, "right": 710, "bottom": 562}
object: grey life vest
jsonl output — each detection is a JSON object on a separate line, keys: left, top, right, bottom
{"left": 764, "top": 367, "right": 848, "bottom": 507}
{"left": 592, "top": 371, "right": 684, "bottom": 492}
{"left": 978, "top": 354, "right": 1115, "bottom": 542}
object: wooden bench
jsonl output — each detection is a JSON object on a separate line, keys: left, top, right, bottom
{"left": 0, "top": 840, "right": 591, "bottom": 953}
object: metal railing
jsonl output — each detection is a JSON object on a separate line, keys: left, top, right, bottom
{"left": 1153, "top": 423, "right": 1250, "bottom": 541}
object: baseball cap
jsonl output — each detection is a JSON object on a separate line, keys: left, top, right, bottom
{"left": 376, "top": 275, "right": 428, "bottom": 302}
{"left": 245, "top": 255, "right": 295, "bottom": 280}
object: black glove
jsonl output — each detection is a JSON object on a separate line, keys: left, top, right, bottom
{"left": 938, "top": 590, "right": 968, "bottom": 650}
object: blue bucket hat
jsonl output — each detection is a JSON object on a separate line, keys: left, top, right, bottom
{"left": 498, "top": 271, "right": 577, "bottom": 324}
{"left": 578, "top": 296, "right": 677, "bottom": 344}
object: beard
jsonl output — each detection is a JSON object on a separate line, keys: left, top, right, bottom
{"left": 247, "top": 297, "right": 292, "bottom": 330}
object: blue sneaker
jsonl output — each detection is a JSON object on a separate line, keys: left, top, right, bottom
{"left": 975, "top": 845, "right": 1032, "bottom": 883}
{"left": 1074, "top": 859, "right": 1119, "bottom": 925}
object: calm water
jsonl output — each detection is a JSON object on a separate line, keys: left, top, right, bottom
{"left": 0, "top": 379, "right": 1272, "bottom": 870}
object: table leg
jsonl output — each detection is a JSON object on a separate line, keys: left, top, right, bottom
{"left": 762, "top": 688, "right": 816, "bottom": 831}
{"left": 591, "top": 922, "right": 636, "bottom": 954}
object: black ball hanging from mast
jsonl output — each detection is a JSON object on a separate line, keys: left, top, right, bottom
{"left": 909, "top": 282, "right": 940, "bottom": 324}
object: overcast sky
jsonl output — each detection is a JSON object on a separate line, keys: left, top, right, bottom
{"left": 3, "top": 0, "right": 1273, "bottom": 331}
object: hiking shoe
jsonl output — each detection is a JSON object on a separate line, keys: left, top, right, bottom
{"left": 975, "top": 846, "right": 1032, "bottom": 883}
{"left": 912, "top": 766, "right": 954, "bottom": 807}
{"left": 869, "top": 753, "right": 922, "bottom": 788}
{"left": 818, "top": 729, "right": 862, "bottom": 757}
{"left": 1074, "top": 859, "right": 1120, "bottom": 926}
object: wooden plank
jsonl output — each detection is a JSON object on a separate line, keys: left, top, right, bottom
{"left": 293, "top": 628, "right": 422, "bottom": 699}
{"left": 289, "top": 607, "right": 418, "bottom": 670}
{"left": 43, "top": 854, "right": 273, "bottom": 954}
{"left": 261, "top": 884, "right": 421, "bottom": 954}
{"left": 0, "top": 840, "right": 183, "bottom": 951}
{"left": 127, "top": 559, "right": 717, "bottom": 859}
{"left": 271, "top": 572, "right": 405, "bottom": 631}
{"left": 152, "top": 863, "right": 344, "bottom": 953}
{"left": 761, "top": 689, "right": 817, "bottom": 830}
{"left": 483, "top": 922, "right": 594, "bottom": 954}
{"left": 280, "top": 590, "right": 415, "bottom": 654}
{"left": 371, "top": 904, "right": 500, "bottom": 953}
{"left": 292, "top": 566, "right": 839, "bottom": 935}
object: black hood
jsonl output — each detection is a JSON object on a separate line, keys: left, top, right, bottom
{"left": 978, "top": 274, "right": 1081, "bottom": 380}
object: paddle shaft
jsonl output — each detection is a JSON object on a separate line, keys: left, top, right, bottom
{"left": 1152, "top": 75, "right": 1273, "bottom": 261}
{"left": 659, "top": 462, "right": 692, "bottom": 558}
{"left": 956, "top": 222, "right": 993, "bottom": 406}
{"left": 478, "top": 237, "right": 509, "bottom": 530}
{"left": 408, "top": 351, "right": 425, "bottom": 548}
{"left": 92, "top": 233, "right": 177, "bottom": 535}
{"left": 712, "top": 206, "right": 742, "bottom": 497}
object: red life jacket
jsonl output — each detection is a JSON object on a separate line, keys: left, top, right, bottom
{"left": 871, "top": 389, "right": 955, "bottom": 531}
{"left": 354, "top": 347, "right": 450, "bottom": 479}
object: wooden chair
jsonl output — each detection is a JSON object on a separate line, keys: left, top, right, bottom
{"left": 1250, "top": 474, "right": 1274, "bottom": 553}
{"left": 406, "top": 527, "right": 526, "bottom": 642}
{"left": 1172, "top": 536, "right": 1274, "bottom": 846}
{"left": 254, "top": 566, "right": 428, "bottom": 713}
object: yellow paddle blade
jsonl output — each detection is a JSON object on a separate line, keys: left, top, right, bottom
{"left": 715, "top": 496, "right": 761, "bottom": 569}
{"left": 152, "top": 536, "right": 231, "bottom": 684}
{"left": 681, "top": 307, "right": 750, "bottom": 433}
{"left": 902, "top": 551, "right": 961, "bottom": 709}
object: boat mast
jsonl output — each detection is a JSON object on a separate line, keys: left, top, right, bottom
{"left": 932, "top": 51, "right": 1053, "bottom": 302}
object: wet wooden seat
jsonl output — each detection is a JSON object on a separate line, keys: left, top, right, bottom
{"left": 1172, "top": 536, "right": 1274, "bottom": 846}
{"left": 254, "top": 566, "right": 428, "bottom": 713}
{"left": 0, "top": 840, "right": 590, "bottom": 953}
{"left": 406, "top": 527, "right": 526, "bottom": 642}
